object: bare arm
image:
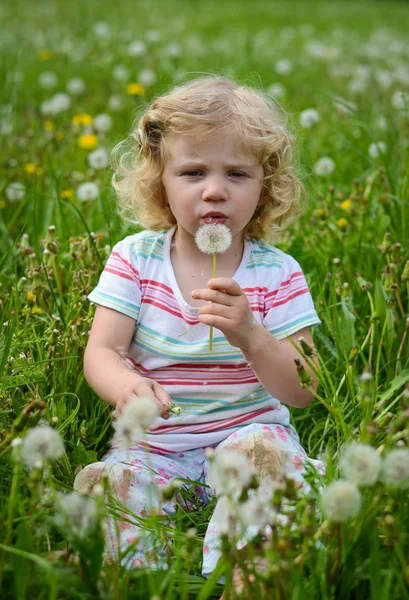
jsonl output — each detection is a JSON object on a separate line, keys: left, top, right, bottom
{"left": 84, "top": 305, "right": 172, "bottom": 417}
{"left": 240, "top": 326, "right": 319, "bottom": 408}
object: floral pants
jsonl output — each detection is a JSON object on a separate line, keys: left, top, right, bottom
{"left": 74, "top": 423, "right": 323, "bottom": 577}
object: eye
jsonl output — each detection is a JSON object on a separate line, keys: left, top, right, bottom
{"left": 184, "top": 170, "right": 202, "bottom": 177}
{"left": 229, "top": 171, "right": 247, "bottom": 178}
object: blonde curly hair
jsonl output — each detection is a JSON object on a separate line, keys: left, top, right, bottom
{"left": 111, "top": 75, "right": 306, "bottom": 243}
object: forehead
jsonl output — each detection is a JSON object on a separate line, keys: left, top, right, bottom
{"left": 164, "top": 131, "right": 260, "bottom": 165}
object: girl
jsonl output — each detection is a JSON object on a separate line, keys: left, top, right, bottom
{"left": 74, "top": 75, "right": 323, "bottom": 581}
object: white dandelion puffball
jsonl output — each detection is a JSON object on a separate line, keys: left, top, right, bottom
{"left": 299, "top": 108, "right": 321, "bottom": 129}
{"left": 128, "top": 40, "right": 147, "bottom": 56}
{"left": 138, "top": 68, "right": 157, "bottom": 87}
{"left": 77, "top": 182, "right": 99, "bottom": 201}
{"left": 112, "top": 65, "right": 130, "bottom": 82}
{"left": 195, "top": 223, "right": 232, "bottom": 255}
{"left": 40, "top": 93, "right": 71, "bottom": 116}
{"left": 93, "top": 114, "right": 112, "bottom": 133}
{"left": 38, "top": 71, "right": 58, "bottom": 89}
{"left": 93, "top": 21, "right": 110, "bottom": 38}
{"left": 321, "top": 480, "right": 362, "bottom": 523}
{"left": 114, "top": 396, "right": 160, "bottom": 445}
{"left": 380, "top": 448, "right": 409, "bottom": 489}
{"left": 392, "top": 90, "right": 409, "bottom": 111}
{"left": 88, "top": 147, "right": 109, "bottom": 170}
{"left": 108, "top": 94, "right": 123, "bottom": 112}
{"left": 55, "top": 491, "right": 98, "bottom": 539}
{"left": 22, "top": 424, "right": 64, "bottom": 468}
{"left": 339, "top": 442, "right": 382, "bottom": 486}
{"left": 314, "top": 157, "right": 335, "bottom": 176}
{"left": 368, "top": 141, "right": 387, "bottom": 159}
{"left": 207, "top": 449, "right": 254, "bottom": 496}
{"left": 275, "top": 59, "right": 293, "bottom": 75}
{"left": 6, "top": 182, "right": 25, "bottom": 202}
{"left": 266, "top": 82, "right": 286, "bottom": 99}
{"left": 66, "top": 78, "right": 85, "bottom": 96}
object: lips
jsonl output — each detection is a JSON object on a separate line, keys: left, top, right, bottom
{"left": 203, "top": 212, "right": 227, "bottom": 224}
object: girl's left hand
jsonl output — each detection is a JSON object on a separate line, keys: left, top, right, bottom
{"left": 191, "top": 278, "right": 260, "bottom": 350}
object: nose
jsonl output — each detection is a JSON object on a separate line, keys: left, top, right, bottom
{"left": 202, "top": 174, "right": 228, "bottom": 202}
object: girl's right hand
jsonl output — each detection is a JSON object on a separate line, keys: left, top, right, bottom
{"left": 115, "top": 376, "right": 173, "bottom": 420}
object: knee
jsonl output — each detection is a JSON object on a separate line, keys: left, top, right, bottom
{"left": 73, "top": 462, "right": 106, "bottom": 495}
{"left": 223, "top": 431, "right": 287, "bottom": 482}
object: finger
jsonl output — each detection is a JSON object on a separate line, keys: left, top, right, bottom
{"left": 207, "top": 278, "right": 243, "bottom": 296}
{"left": 192, "top": 288, "right": 234, "bottom": 306}
{"left": 198, "top": 303, "right": 234, "bottom": 319}
{"left": 153, "top": 383, "right": 172, "bottom": 419}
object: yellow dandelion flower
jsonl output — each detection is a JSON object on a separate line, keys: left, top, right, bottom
{"left": 60, "top": 189, "right": 74, "bottom": 199}
{"left": 72, "top": 113, "right": 93, "bottom": 126}
{"left": 127, "top": 82, "right": 145, "bottom": 96}
{"left": 337, "top": 218, "right": 348, "bottom": 229}
{"left": 315, "top": 209, "right": 325, "bottom": 218}
{"left": 340, "top": 199, "right": 352, "bottom": 211}
{"left": 27, "top": 290, "right": 36, "bottom": 304}
{"left": 77, "top": 133, "right": 98, "bottom": 150}
{"left": 31, "top": 307, "right": 42, "bottom": 315}
{"left": 0, "top": 200, "right": 6, "bottom": 209}
{"left": 55, "top": 132, "right": 64, "bottom": 141}
{"left": 37, "top": 49, "right": 52, "bottom": 61}
{"left": 25, "top": 163, "right": 37, "bottom": 175}
{"left": 44, "top": 121, "right": 55, "bottom": 131}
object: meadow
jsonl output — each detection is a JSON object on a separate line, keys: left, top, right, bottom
{"left": 0, "top": 0, "right": 409, "bottom": 598}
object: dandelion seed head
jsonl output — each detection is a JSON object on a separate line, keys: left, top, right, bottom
{"left": 195, "top": 224, "right": 232, "bottom": 254}
{"left": 339, "top": 442, "right": 382, "bottom": 486}
{"left": 207, "top": 449, "right": 254, "bottom": 496}
{"left": 314, "top": 157, "right": 335, "bottom": 176}
{"left": 114, "top": 396, "right": 160, "bottom": 444}
{"left": 55, "top": 491, "right": 98, "bottom": 539}
{"left": 321, "top": 480, "right": 362, "bottom": 523}
{"left": 380, "top": 448, "right": 409, "bottom": 489}
{"left": 22, "top": 424, "right": 64, "bottom": 468}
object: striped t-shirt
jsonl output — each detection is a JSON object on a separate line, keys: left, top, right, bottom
{"left": 88, "top": 225, "right": 321, "bottom": 452}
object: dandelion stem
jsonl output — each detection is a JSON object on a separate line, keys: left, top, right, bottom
{"left": 209, "top": 252, "right": 217, "bottom": 352}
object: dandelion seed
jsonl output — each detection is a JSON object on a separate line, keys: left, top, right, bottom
{"left": 77, "top": 182, "right": 99, "bottom": 201}
{"left": 40, "top": 93, "right": 71, "bottom": 116}
{"left": 55, "top": 491, "right": 98, "bottom": 539}
{"left": 66, "top": 77, "right": 85, "bottom": 96}
{"left": 5, "top": 182, "right": 25, "bottom": 202}
{"left": 299, "top": 108, "right": 320, "bottom": 129}
{"left": 88, "top": 147, "right": 109, "bottom": 170}
{"left": 267, "top": 82, "right": 286, "bottom": 99}
{"left": 108, "top": 94, "right": 123, "bottom": 111}
{"left": 127, "top": 40, "right": 147, "bottom": 56}
{"left": 321, "top": 480, "right": 362, "bottom": 523}
{"left": 380, "top": 448, "right": 409, "bottom": 489}
{"left": 112, "top": 65, "right": 130, "bottom": 82}
{"left": 368, "top": 141, "right": 387, "bottom": 159}
{"left": 207, "top": 449, "right": 254, "bottom": 496}
{"left": 195, "top": 224, "right": 232, "bottom": 351}
{"left": 38, "top": 71, "right": 58, "bottom": 89}
{"left": 22, "top": 424, "right": 64, "bottom": 469}
{"left": 195, "top": 223, "right": 232, "bottom": 255}
{"left": 275, "top": 59, "right": 293, "bottom": 75}
{"left": 138, "top": 69, "right": 156, "bottom": 87}
{"left": 93, "top": 114, "right": 112, "bottom": 133}
{"left": 314, "top": 157, "right": 335, "bottom": 176}
{"left": 114, "top": 396, "right": 160, "bottom": 445}
{"left": 339, "top": 442, "right": 381, "bottom": 486}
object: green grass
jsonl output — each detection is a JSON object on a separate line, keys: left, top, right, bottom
{"left": 1, "top": 0, "right": 409, "bottom": 598}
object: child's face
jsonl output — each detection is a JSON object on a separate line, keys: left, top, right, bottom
{"left": 162, "top": 132, "right": 265, "bottom": 243}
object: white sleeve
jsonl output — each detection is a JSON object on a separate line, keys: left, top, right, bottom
{"left": 88, "top": 238, "right": 141, "bottom": 321}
